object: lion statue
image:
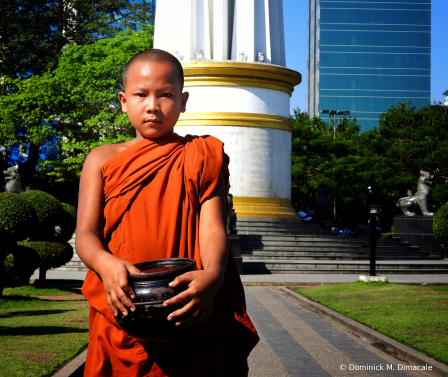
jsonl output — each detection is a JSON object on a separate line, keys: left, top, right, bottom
{"left": 4, "top": 165, "right": 24, "bottom": 194}
{"left": 397, "top": 170, "right": 434, "bottom": 216}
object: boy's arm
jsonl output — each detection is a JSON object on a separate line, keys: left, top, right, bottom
{"left": 76, "top": 147, "right": 140, "bottom": 317}
{"left": 163, "top": 172, "right": 228, "bottom": 326}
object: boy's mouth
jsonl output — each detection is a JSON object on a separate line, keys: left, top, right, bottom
{"left": 145, "top": 118, "right": 162, "bottom": 124}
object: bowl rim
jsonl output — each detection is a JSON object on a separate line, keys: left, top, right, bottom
{"left": 130, "top": 258, "right": 196, "bottom": 281}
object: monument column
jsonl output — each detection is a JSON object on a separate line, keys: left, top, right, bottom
{"left": 154, "top": 0, "right": 302, "bottom": 219}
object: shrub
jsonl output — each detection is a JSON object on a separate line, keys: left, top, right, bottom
{"left": 433, "top": 202, "right": 448, "bottom": 244}
{"left": 20, "top": 240, "right": 73, "bottom": 270}
{"left": 55, "top": 203, "right": 77, "bottom": 242}
{"left": 19, "top": 240, "right": 73, "bottom": 287}
{"left": 3, "top": 245, "right": 40, "bottom": 287}
{"left": 20, "top": 190, "right": 63, "bottom": 240}
{"left": 0, "top": 192, "right": 36, "bottom": 242}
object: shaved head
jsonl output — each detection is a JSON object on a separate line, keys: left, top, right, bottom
{"left": 122, "top": 49, "right": 184, "bottom": 91}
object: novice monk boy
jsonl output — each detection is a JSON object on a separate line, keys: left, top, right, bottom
{"left": 76, "top": 49, "right": 259, "bottom": 376}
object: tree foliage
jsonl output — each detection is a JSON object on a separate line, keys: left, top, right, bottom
{"left": 291, "top": 103, "right": 448, "bottom": 230}
{"left": 291, "top": 108, "right": 368, "bottom": 226}
{"left": 433, "top": 203, "right": 448, "bottom": 244}
{"left": 0, "top": 0, "right": 154, "bottom": 80}
{"left": 0, "top": 28, "right": 153, "bottom": 194}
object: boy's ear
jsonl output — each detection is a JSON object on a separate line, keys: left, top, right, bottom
{"left": 118, "top": 91, "right": 128, "bottom": 113}
{"left": 181, "top": 91, "right": 189, "bottom": 113}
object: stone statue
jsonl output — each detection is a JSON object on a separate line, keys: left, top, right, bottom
{"left": 314, "top": 182, "right": 331, "bottom": 221}
{"left": 227, "top": 193, "right": 237, "bottom": 234}
{"left": 397, "top": 170, "right": 434, "bottom": 216}
{"left": 4, "top": 165, "right": 24, "bottom": 194}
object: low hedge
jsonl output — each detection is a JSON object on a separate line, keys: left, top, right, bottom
{"left": 0, "top": 192, "right": 36, "bottom": 242}
{"left": 3, "top": 245, "right": 40, "bottom": 287}
{"left": 433, "top": 202, "right": 448, "bottom": 244}
{"left": 19, "top": 240, "right": 73, "bottom": 271}
{"left": 55, "top": 203, "right": 77, "bottom": 242}
{"left": 20, "top": 190, "right": 63, "bottom": 240}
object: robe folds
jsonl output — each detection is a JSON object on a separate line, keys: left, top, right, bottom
{"left": 81, "top": 132, "right": 259, "bottom": 377}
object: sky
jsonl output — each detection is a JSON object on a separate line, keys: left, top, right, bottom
{"left": 283, "top": 0, "right": 448, "bottom": 114}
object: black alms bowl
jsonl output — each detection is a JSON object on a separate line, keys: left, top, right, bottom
{"left": 114, "top": 258, "right": 212, "bottom": 341}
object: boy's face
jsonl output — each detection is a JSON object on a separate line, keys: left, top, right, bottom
{"left": 118, "top": 60, "right": 189, "bottom": 140}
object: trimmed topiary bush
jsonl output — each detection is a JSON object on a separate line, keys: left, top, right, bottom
{"left": 20, "top": 190, "right": 63, "bottom": 240}
{"left": 0, "top": 192, "right": 36, "bottom": 242}
{"left": 18, "top": 240, "right": 73, "bottom": 287}
{"left": 3, "top": 245, "right": 40, "bottom": 287}
{"left": 433, "top": 202, "right": 448, "bottom": 244}
{"left": 0, "top": 193, "right": 37, "bottom": 295}
{"left": 55, "top": 203, "right": 77, "bottom": 242}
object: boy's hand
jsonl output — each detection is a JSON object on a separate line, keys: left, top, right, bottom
{"left": 163, "top": 268, "right": 222, "bottom": 326}
{"left": 97, "top": 255, "right": 141, "bottom": 317}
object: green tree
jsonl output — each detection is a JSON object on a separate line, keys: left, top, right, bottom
{"left": 372, "top": 102, "right": 448, "bottom": 206}
{"left": 291, "top": 109, "right": 368, "bottom": 227}
{"left": 0, "top": 28, "right": 153, "bottom": 198}
{"left": 0, "top": 0, "right": 154, "bottom": 81}
{"left": 291, "top": 103, "right": 448, "bottom": 231}
{"left": 0, "top": 0, "right": 153, "bottom": 195}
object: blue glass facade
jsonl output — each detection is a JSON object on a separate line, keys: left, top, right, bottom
{"left": 307, "top": 0, "right": 431, "bottom": 131}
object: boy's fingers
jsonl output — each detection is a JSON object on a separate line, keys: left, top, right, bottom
{"left": 167, "top": 301, "right": 195, "bottom": 321}
{"left": 163, "top": 289, "right": 190, "bottom": 307}
{"left": 108, "top": 291, "right": 128, "bottom": 316}
{"left": 105, "top": 295, "right": 118, "bottom": 316}
{"left": 169, "top": 272, "right": 194, "bottom": 288}
{"left": 117, "top": 289, "right": 136, "bottom": 312}
{"left": 126, "top": 263, "right": 141, "bottom": 275}
{"left": 121, "top": 284, "right": 136, "bottom": 301}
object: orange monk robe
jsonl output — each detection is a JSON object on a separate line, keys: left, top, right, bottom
{"left": 82, "top": 133, "right": 259, "bottom": 377}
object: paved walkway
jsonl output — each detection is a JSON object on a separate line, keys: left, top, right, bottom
{"left": 42, "top": 270, "right": 448, "bottom": 377}
{"left": 246, "top": 287, "right": 443, "bottom": 377}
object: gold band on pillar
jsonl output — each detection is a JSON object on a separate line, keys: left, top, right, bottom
{"left": 232, "top": 197, "right": 298, "bottom": 219}
{"left": 181, "top": 61, "right": 302, "bottom": 96}
{"left": 177, "top": 112, "right": 293, "bottom": 133}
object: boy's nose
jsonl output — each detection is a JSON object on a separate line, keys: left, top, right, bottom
{"left": 146, "top": 98, "right": 160, "bottom": 113}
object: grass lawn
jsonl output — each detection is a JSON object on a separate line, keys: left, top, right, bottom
{"left": 0, "top": 285, "right": 89, "bottom": 377}
{"left": 292, "top": 281, "right": 448, "bottom": 365}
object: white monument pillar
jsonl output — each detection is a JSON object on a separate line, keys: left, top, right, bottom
{"left": 154, "top": 0, "right": 301, "bottom": 219}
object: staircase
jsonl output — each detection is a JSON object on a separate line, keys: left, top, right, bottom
{"left": 238, "top": 217, "right": 448, "bottom": 274}
{"left": 57, "top": 219, "right": 448, "bottom": 275}
{"left": 58, "top": 234, "right": 88, "bottom": 272}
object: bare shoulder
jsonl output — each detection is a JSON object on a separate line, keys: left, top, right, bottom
{"left": 83, "top": 141, "right": 134, "bottom": 172}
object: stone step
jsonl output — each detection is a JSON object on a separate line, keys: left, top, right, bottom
{"left": 57, "top": 265, "right": 88, "bottom": 272}
{"left": 243, "top": 268, "right": 448, "bottom": 274}
{"left": 243, "top": 248, "right": 428, "bottom": 256}
{"left": 242, "top": 253, "right": 437, "bottom": 260}
{"left": 238, "top": 230, "right": 331, "bottom": 236}
{"left": 237, "top": 221, "right": 303, "bottom": 227}
{"left": 239, "top": 235, "right": 402, "bottom": 243}
{"left": 242, "top": 260, "right": 448, "bottom": 274}
{"left": 241, "top": 246, "right": 419, "bottom": 254}
{"left": 239, "top": 234, "right": 404, "bottom": 242}
{"left": 240, "top": 240, "right": 414, "bottom": 248}
{"left": 237, "top": 217, "right": 301, "bottom": 224}
{"left": 243, "top": 255, "right": 438, "bottom": 261}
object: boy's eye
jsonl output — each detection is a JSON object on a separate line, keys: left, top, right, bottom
{"left": 161, "top": 93, "right": 172, "bottom": 98}
{"left": 136, "top": 93, "right": 146, "bottom": 97}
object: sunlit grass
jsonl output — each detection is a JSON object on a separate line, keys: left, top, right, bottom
{"left": 0, "top": 285, "right": 89, "bottom": 377}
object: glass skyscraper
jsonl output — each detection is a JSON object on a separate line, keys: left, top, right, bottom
{"left": 307, "top": 0, "right": 431, "bottom": 131}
